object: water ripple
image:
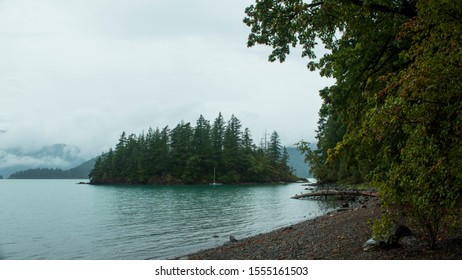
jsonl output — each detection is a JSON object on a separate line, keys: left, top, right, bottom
{"left": 0, "top": 180, "right": 341, "bottom": 259}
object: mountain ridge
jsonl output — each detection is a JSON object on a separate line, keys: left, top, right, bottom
{"left": 8, "top": 158, "right": 97, "bottom": 179}
{"left": 0, "top": 144, "right": 88, "bottom": 178}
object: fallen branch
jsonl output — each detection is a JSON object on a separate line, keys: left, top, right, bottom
{"left": 291, "top": 190, "right": 378, "bottom": 199}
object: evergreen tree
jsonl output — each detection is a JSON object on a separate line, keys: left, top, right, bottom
{"left": 241, "top": 127, "right": 257, "bottom": 180}
{"left": 267, "top": 131, "right": 282, "bottom": 165}
{"left": 169, "top": 121, "right": 193, "bottom": 180}
{"left": 211, "top": 112, "right": 225, "bottom": 171}
{"left": 150, "top": 126, "right": 170, "bottom": 178}
{"left": 280, "top": 146, "right": 290, "bottom": 173}
{"left": 144, "top": 127, "right": 157, "bottom": 178}
{"left": 242, "top": 128, "right": 256, "bottom": 152}
{"left": 113, "top": 132, "right": 128, "bottom": 181}
{"left": 188, "top": 115, "right": 213, "bottom": 183}
{"left": 124, "top": 133, "right": 141, "bottom": 183}
{"left": 223, "top": 114, "right": 243, "bottom": 182}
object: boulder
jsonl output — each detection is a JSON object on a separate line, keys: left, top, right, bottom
{"left": 363, "top": 238, "right": 385, "bottom": 251}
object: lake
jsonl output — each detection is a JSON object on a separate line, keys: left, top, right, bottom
{"left": 0, "top": 179, "right": 340, "bottom": 260}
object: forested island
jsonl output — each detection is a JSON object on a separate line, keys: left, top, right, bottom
{"left": 90, "top": 113, "right": 298, "bottom": 185}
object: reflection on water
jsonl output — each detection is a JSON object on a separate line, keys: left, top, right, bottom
{"left": 0, "top": 180, "right": 341, "bottom": 259}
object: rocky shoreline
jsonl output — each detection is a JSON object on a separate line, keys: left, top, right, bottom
{"left": 182, "top": 197, "right": 462, "bottom": 260}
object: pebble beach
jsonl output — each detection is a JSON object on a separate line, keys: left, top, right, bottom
{"left": 184, "top": 198, "right": 462, "bottom": 260}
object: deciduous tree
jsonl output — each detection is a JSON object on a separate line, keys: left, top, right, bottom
{"left": 245, "top": 0, "right": 462, "bottom": 246}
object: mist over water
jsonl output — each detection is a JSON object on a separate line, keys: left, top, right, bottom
{"left": 0, "top": 180, "right": 340, "bottom": 259}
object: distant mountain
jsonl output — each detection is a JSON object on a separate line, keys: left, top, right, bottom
{"left": 8, "top": 157, "right": 97, "bottom": 179}
{"left": 67, "top": 157, "right": 97, "bottom": 178}
{"left": 0, "top": 144, "right": 88, "bottom": 177}
{"left": 286, "top": 146, "right": 312, "bottom": 179}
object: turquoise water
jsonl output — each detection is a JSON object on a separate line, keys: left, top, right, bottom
{"left": 0, "top": 179, "right": 339, "bottom": 259}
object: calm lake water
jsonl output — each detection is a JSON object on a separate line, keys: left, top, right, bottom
{"left": 0, "top": 179, "right": 340, "bottom": 260}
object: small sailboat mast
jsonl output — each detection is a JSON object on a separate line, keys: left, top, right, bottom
{"left": 210, "top": 166, "right": 222, "bottom": 186}
{"left": 213, "top": 166, "right": 216, "bottom": 184}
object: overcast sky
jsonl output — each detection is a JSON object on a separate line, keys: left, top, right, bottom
{"left": 0, "top": 0, "right": 333, "bottom": 158}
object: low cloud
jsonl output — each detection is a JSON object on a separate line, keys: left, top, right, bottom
{"left": 0, "top": 0, "right": 333, "bottom": 161}
{"left": 0, "top": 144, "right": 88, "bottom": 177}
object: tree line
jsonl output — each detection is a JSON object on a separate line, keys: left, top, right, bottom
{"left": 9, "top": 168, "right": 77, "bottom": 179}
{"left": 8, "top": 158, "right": 96, "bottom": 179}
{"left": 90, "top": 113, "right": 297, "bottom": 185}
{"left": 245, "top": 0, "right": 461, "bottom": 247}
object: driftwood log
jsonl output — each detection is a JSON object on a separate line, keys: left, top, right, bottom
{"left": 291, "top": 189, "right": 378, "bottom": 199}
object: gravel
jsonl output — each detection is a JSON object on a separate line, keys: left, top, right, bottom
{"left": 184, "top": 198, "right": 462, "bottom": 260}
